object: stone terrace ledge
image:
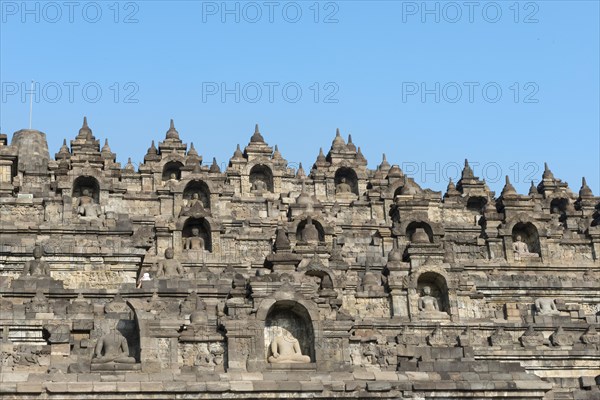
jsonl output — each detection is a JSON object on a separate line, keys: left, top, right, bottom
{"left": 0, "top": 370, "right": 553, "bottom": 399}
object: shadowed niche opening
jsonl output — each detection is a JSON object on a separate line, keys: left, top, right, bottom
{"left": 334, "top": 167, "right": 358, "bottom": 195}
{"left": 250, "top": 164, "right": 273, "bottom": 192}
{"left": 73, "top": 176, "right": 100, "bottom": 203}
{"left": 183, "top": 180, "right": 210, "bottom": 209}
{"left": 417, "top": 272, "right": 450, "bottom": 314}
{"left": 512, "top": 222, "right": 540, "bottom": 255}
{"left": 163, "top": 161, "right": 184, "bottom": 181}
{"left": 406, "top": 221, "right": 433, "bottom": 243}
{"left": 182, "top": 217, "right": 212, "bottom": 252}
{"left": 296, "top": 218, "right": 325, "bottom": 243}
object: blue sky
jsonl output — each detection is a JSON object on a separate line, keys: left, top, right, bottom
{"left": 1, "top": 0, "right": 599, "bottom": 195}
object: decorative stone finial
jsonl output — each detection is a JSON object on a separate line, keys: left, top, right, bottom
{"left": 58, "top": 139, "right": 70, "bottom": 157}
{"left": 250, "top": 124, "right": 265, "bottom": 143}
{"left": 346, "top": 134, "right": 356, "bottom": 152}
{"left": 78, "top": 116, "right": 92, "bottom": 138}
{"left": 232, "top": 144, "right": 243, "bottom": 159}
{"left": 379, "top": 153, "right": 390, "bottom": 171}
{"left": 124, "top": 157, "right": 135, "bottom": 172}
{"left": 501, "top": 175, "right": 517, "bottom": 197}
{"left": 209, "top": 157, "right": 221, "bottom": 173}
{"left": 462, "top": 159, "right": 474, "bottom": 179}
{"left": 580, "top": 325, "right": 600, "bottom": 345}
{"left": 387, "top": 241, "right": 403, "bottom": 262}
{"left": 317, "top": 147, "right": 326, "bottom": 163}
{"left": 388, "top": 164, "right": 403, "bottom": 178}
{"left": 274, "top": 227, "right": 291, "bottom": 252}
{"left": 101, "top": 139, "right": 111, "bottom": 154}
{"left": 445, "top": 178, "right": 460, "bottom": 197}
{"left": 192, "top": 161, "right": 202, "bottom": 174}
{"left": 166, "top": 119, "right": 179, "bottom": 140}
{"left": 332, "top": 128, "right": 345, "bottom": 149}
{"left": 148, "top": 140, "right": 157, "bottom": 155}
{"left": 528, "top": 181, "right": 537, "bottom": 196}
{"left": 296, "top": 180, "right": 312, "bottom": 205}
{"left": 58, "top": 153, "right": 70, "bottom": 171}
{"left": 188, "top": 142, "right": 198, "bottom": 157}
{"left": 542, "top": 162, "right": 555, "bottom": 180}
{"left": 296, "top": 162, "right": 306, "bottom": 179}
{"left": 579, "top": 177, "right": 593, "bottom": 198}
{"left": 272, "top": 145, "right": 282, "bottom": 160}
{"left": 356, "top": 146, "right": 366, "bottom": 162}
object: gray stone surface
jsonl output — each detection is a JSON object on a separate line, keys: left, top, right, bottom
{"left": 0, "top": 120, "right": 599, "bottom": 399}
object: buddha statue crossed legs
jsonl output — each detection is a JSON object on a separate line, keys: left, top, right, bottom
{"left": 22, "top": 246, "right": 50, "bottom": 277}
{"left": 513, "top": 235, "right": 538, "bottom": 258}
{"left": 157, "top": 248, "right": 185, "bottom": 278}
{"left": 268, "top": 328, "right": 311, "bottom": 364}
{"left": 92, "top": 329, "right": 135, "bottom": 364}
{"left": 184, "top": 228, "right": 205, "bottom": 250}
{"left": 418, "top": 286, "right": 440, "bottom": 313}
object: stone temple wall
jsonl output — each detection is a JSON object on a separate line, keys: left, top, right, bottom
{"left": 0, "top": 118, "right": 598, "bottom": 399}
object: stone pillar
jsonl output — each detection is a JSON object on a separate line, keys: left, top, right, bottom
{"left": 390, "top": 288, "right": 408, "bottom": 317}
{"left": 486, "top": 238, "right": 504, "bottom": 260}
{"left": 173, "top": 193, "right": 183, "bottom": 217}
{"left": 223, "top": 319, "right": 259, "bottom": 372}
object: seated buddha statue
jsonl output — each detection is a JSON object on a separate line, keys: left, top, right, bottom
{"left": 267, "top": 329, "right": 311, "bottom": 364}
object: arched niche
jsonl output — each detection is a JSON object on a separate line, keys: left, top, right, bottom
{"left": 73, "top": 176, "right": 100, "bottom": 203}
{"left": 417, "top": 271, "right": 450, "bottom": 314}
{"left": 264, "top": 300, "right": 315, "bottom": 363}
{"left": 334, "top": 167, "right": 358, "bottom": 195}
{"left": 512, "top": 222, "right": 541, "bottom": 255}
{"left": 162, "top": 161, "right": 184, "bottom": 181}
{"left": 393, "top": 178, "right": 422, "bottom": 197}
{"left": 296, "top": 218, "right": 325, "bottom": 243}
{"left": 183, "top": 180, "right": 210, "bottom": 209}
{"left": 182, "top": 217, "right": 212, "bottom": 252}
{"left": 304, "top": 267, "right": 336, "bottom": 295}
{"left": 406, "top": 221, "right": 433, "bottom": 243}
{"left": 467, "top": 196, "right": 487, "bottom": 212}
{"left": 249, "top": 164, "right": 273, "bottom": 192}
{"left": 393, "top": 185, "right": 403, "bottom": 199}
{"left": 550, "top": 198, "right": 569, "bottom": 215}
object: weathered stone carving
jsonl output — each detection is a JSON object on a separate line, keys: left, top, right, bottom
{"left": 26, "top": 290, "right": 51, "bottom": 313}
{"left": 180, "top": 193, "right": 207, "bottom": 218}
{"left": 299, "top": 217, "right": 320, "bottom": 244}
{"left": 157, "top": 248, "right": 185, "bottom": 277}
{"left": 427, "top": 325, "right": 448, "bottom": 347}
{"left": 519, "top": 325, "right": 544, "bottom": 347}
{"left": 184, "top": 227, "right": 205, "bottom": 250}
{"left": 535, "top": 297, "right": 560, "bottom": 315}
{"left": 67, "top": 293, "right": 93, "bottom": 314}
{"left": 77, "top": 188, "right": 101, "bottom": 218}
{"left": 251, "top": 179, "right": 267, "bottom": 192}
{"left": 411, "top": 228, "right": 431, "bottom": 244}
{"left": 359, "top": 267, "right": 384, "bottom": 294}
{"left": 92, "top": 329, "right": 136, "bottom": 364}
{"left": 489, "top": 327, "right": 513, "bottom": 346}
{"left": 512, "top": 235, "right": 538, "bottom": 258}
{"left": 104, "top": 294, "right": 129, "bottom": 314}
{"left": 0, "top": 123, "right": 597, "bottom": 397}
{"left": 580, "top": 325, "right": 600, "bottom": 346}
{"left": 419, "top": 286, "right": 440, "bottom": 313}
{"left": 549, "top": 326, "right": 573, "bottom": 347}
{"left": 44, "top": 323, "right": 70, "bottom": 344}
{"left": 336, "top": 177, "right": 352, "bottom": 194}
{"left": 22, "top": 246, "right": 50, "bottom": 277}
{"left": 267, "top": 328, "right": 311, "bottom": 363}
